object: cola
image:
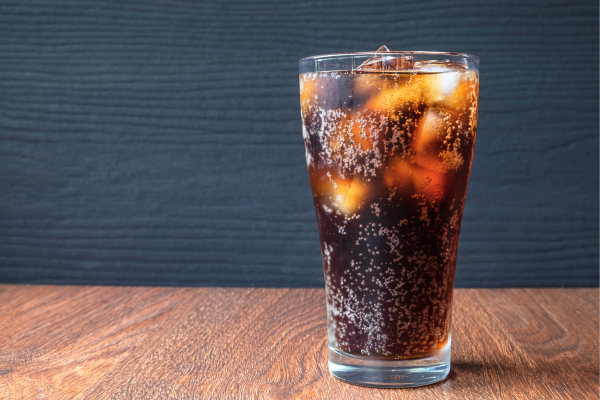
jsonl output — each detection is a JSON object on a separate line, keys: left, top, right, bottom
{"left": 300, "top": 55, "right": 479, "bottom": 361}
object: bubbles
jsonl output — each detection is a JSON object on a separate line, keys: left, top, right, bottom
{"left": 370, "top": 203, "right": 381, "bottom": 217}
{"left": 300, "top": 64, "right": 477, "bottom": 359}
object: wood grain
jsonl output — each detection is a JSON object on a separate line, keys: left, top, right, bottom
{"left": 0, "top": 285, "right": 597, "bottom": 399}
{"left": 0, "top": 0, "right": 598, "bottom": 288}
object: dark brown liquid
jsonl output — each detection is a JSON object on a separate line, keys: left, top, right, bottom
{"left": 300, "top": 67, "right": 478, "bottom": 359}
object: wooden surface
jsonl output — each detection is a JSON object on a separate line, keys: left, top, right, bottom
{"left": 0, "top": 0, "right": 598, "bottom": 288}
{"left": 0, "top": 286, "right": 597, "bottom": 399}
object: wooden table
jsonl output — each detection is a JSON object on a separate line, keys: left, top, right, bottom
{"left": 0, "top": 286, "right": 597, "bottom": 399}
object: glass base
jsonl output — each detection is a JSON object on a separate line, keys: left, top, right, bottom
{"left": 328, "top": 340, "right": 451, "bottom": 388}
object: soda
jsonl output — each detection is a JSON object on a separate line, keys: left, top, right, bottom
{"left": 300, "top": 54, "right": 478, "bottom": 361}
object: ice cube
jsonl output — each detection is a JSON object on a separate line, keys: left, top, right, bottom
{"left": 383, "top": 157, "right": 414, "bottom": 189}
{"left": 415, "top": 108, "right": 457, "bottom": 152}
{"left": 420, "top": 67, "right": 478, "bottom": 115}
{"left": 357, "top": 46, "right": 414, "bottom": 71}
{"left": 420, "top": 71, "right": 461, "bottom": 107}
{"left": 365, "top": 75, "right": 423, "bottom": 113}
{"left": 416, "top": 61, "right": 466, "bottom": 109}
{"left": 333, "top": 176, "right": 369, "bottom": 214}
{"left": 445, "top": 69, "right": 478, "bottom": 115}
{"left": 299, "top": 73, "right": 323, "bottom": 107}
{"left": 384, "top": 156, "right": 446, "bottom": 201}
{"left": 413, "top": 108, "right": 465, "bottom": 173}
{"left": 312, "top": 170, "right": 369, "bottom": 214}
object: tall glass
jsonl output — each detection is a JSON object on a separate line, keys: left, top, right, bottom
{"left": 299, "top": 50, "right": 479, "bottom": 387}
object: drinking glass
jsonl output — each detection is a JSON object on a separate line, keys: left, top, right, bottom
{"left": 299, "top": 50, "right": 479, "bottom": 387}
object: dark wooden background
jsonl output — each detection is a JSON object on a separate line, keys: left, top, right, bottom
{"left": 0, "top": 0, "right": 597, "bottom": 288}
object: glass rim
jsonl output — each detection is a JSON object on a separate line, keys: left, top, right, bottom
{"left": 299, "top": 51, "right": 479, "bottom": 63}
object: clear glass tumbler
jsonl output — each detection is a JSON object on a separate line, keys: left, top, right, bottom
{"left": 298, "top": 50, "right": 479, "bottom": 387}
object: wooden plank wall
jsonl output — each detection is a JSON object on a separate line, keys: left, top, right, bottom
{"left": 0, "top": 0, "right": 597, "bottom": 287}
